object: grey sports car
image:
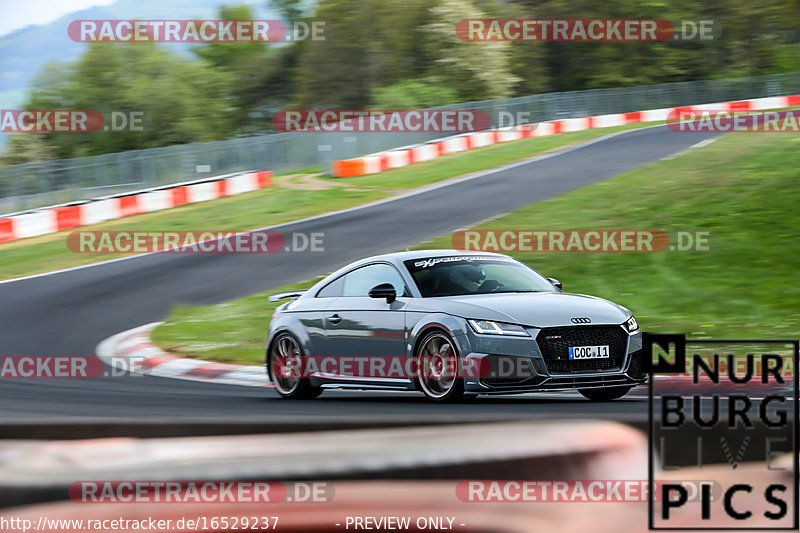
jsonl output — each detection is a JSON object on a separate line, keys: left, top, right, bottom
{"left": 266, "top": 250, "right": 644, "bottom": 402}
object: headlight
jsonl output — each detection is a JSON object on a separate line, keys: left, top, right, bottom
{"left": 468, "top": 319, "right": 530, "bottom": 336}
{"left": 624, "top": 315, "right": 639, "bottom": 334}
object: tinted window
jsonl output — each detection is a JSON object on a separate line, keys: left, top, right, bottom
{"left": 316, "top": 276, "right": 344, "bottom": 297}
{"left": 404, "top": 255, "right": 556, "bottom": 297}
{"left": 342, "top": 263, "right": 407, "bottom": 297}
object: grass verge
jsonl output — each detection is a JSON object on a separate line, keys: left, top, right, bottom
{"left": 152, "top": 131, "right": 800, "bottom": 365}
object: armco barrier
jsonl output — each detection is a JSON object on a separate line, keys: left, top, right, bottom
{"left": 0, "top": 170, "right": 272, "bottom": 243}
{"left": 331, "top": 94, "right": 800, "bottom": 178}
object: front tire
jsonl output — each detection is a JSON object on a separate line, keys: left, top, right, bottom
{"left": 268, "top": 332, "right": 322, "bottom": 400}
{"left": 415, "top": 331, "right": 465, "bottom": 402}
{"left": 578, "top": 385, "right": 633, "bottom": 401}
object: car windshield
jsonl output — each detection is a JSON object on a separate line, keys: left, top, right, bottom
{"left": 404, "top": 255, "right": 557, "bottom": 297}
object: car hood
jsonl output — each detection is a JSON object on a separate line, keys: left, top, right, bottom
{"left": 406, "top": 292, "right": 630, "bottom": 328}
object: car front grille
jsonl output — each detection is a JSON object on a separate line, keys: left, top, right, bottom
{"left": 536, "top": 325, "right": 628, "bottom": 374}
{"left": 627, "top": 349, "right": 644, "bottom": 379}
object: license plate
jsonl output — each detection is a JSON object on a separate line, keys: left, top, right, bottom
{"left": 568, "top": 345, "right": 610, "bottom": 360}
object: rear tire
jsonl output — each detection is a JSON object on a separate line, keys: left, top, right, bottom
{"left": 268, "top": 332, "right": 322, "bottom": 400}
{"left": 578, "top": 385, "right": 633, "bottom": 401}
{"left": 415, "top": 331, "right": 465, "bottom": 402}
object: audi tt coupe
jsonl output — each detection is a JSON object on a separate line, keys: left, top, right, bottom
{"left": 266, "top": 250, "right": 644, "bottom": 402}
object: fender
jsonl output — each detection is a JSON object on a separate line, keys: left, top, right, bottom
{"left": 407, "top": 312, "right": 472, "bottom": 357}
{"left": 265, "top": 314, "right": 316, "bottom": 366}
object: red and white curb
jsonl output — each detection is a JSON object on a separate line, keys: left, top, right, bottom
{"left": 95, "top": 322, "right": 270, "bottom": 387}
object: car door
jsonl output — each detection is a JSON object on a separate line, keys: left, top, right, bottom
{"left": 323, "top": 263, "right": 410, "bottom": 380}
{"left": 300, "top": 275, "right": 345, "bottom": 358}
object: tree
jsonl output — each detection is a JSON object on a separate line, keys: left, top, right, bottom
{"left": 371, "top": 78, "right": 459, "bottom": 108}
{"left": 421, "top": 0, "right": 519, "bottom": 100}
{"left": 270, "top": 0, "right": 306, "bottom": 26}
{"left": 294, "top": 0, "right": 436, "bottom": 108}
{"left": 510, "top": 0, "right": 799, "bottom": 92}
{"left": 7, "top": 42, "right": 234, "bottom": 161}
{"left": 192, "top": 4, "right": 274, "bottom": 129}
{"left": 1, "top": 134, "right": 54, "bottom": 165}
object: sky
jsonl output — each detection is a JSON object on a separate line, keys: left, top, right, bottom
{"left": 0, "top": 0, "right": 116, "bottom": 37}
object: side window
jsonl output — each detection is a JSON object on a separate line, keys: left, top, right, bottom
{"left": 316, "top": 276, "right": 344, "bottom": 298}
{"left": 341, "top": 263, "right": 408, "bottom": 297}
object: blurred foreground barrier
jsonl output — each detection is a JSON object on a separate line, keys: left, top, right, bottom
{"left": 2, "top": 480, "right": 647, "bottom": 533}
{"left": 0, "top": 420, "right": 645, "bottom": 507}
{"left": 2, "top": 461, "right": 792, "bottom": 532}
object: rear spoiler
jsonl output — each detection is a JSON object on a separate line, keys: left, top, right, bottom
{"left": 269, "top": 290, "right": 307, "bottom": 302}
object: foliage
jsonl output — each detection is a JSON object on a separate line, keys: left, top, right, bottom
{"left": 371, "top": 79, "right": 459, "bottom": 109}
{"left": 5, "top": 43, "right": 234, "bottom": 162}
{"left": 3, "top": 0, "right": 798, "bottom": 163}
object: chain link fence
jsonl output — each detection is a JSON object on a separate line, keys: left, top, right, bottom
{"left": 2, "top": 71, "right": 799, "bottom": 215}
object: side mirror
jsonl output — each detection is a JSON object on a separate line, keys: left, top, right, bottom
{"left": 547, "top": 277, "right": 562, "bottom": 290}
{"left": 368, "top": 283, "right": 397, "bottom": 303}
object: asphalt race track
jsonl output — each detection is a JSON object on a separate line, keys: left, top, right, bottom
{"left": 0, "top": 125, "right": 721, "bottom": 425}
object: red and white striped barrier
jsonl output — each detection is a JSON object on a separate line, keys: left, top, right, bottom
{"left": 0, "top": 170, "right": 273, "bottom": 243}
{"left": 331, "top": 94, "right": 800, "bottom": 177}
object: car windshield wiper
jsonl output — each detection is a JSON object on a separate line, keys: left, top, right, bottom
{"left": 490, "top": 289, "right": 541, "bottom": 294}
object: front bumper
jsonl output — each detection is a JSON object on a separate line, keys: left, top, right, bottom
{"left": 457, "top": 325, "right": 645, "bottom": 394}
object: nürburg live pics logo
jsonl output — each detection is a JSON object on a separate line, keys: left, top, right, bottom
{"left": 645, "top": 333, "right": 799, "bottom": 529}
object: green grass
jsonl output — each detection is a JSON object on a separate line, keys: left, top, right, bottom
{"left": 152, "top": 131, "right": 800, "bottom": 365}
{"left": 152, "top": 279, "right": 318, "bottom": 365}
{"left": 0, "top": 123, "right": 647, "bottom": 281}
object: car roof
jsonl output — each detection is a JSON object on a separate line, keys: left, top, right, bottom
{"left": 358, "top": 249, "right": 511, "bottom": 264}
{"left": 304, "top": 249, "right": 515, "bottom": 298}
